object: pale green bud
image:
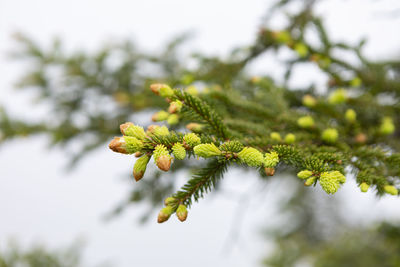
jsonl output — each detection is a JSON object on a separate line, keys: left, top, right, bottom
{"left": 150, "top": 83, "right": 170, "bottom": 95}
{"left": 133, "top": 155, "right": 150, "bottom": 181}
{"left": 186, "top": 123, "right": 204, "bottom": 133}
{"left": 152, "top": 110, "right": 169, "bottom": 122}
{"left": 384, "top": 185, "right": 398, "bottom": 196}
{"left": 345, "top": 109, "right": 356, "bottom": 123}
{"left": 219, "top": 140, "right": 244, "bottom": 153}
{"left": 176, "top": 204, "right": 188, "bottom": 222}
{"left": 237, "top": 147, "right": 264, "bottom": 167}
{"left": 164, "top": 197, "right": 177, "bottom": 206}
{"left": 297, "top": 116, "right": 315, "bottom": 128}
{"left": 124, "top": 136, "right": 143, "bottom": 153}
{"left": 350, "top": 77, "right": 362, "bottom": 87}
{"left": 302, "top": 94, "right": 317, "bottom": 108}
{"left": 183, "top": 133, "right": 201, "bottom": 148}
{"left": 360, "top": 182, "right": 369, "bottom": 193}
{"left": 379, "top": 117, "right": 395, "bottom": 135}
{"left": 270, "top": 132, "right": 282, "bottom": 142}
{"left": 304, "top": 177, "right": 316, "bottom": 186}
{"left": 167, "top": 114, "right": 179, "bottom": 125}
{"left": 159, "top": 85, "right": 174, "bottom": 98}
{"left": 319, "top": 172, "right": 341, "bottom": 194}
{"left": 264, "top": 151, "right": 279, "bottom": 168}
{"left": 120, "top": 122, "right": 147, "bottom": 140}
{"left": 297, "top": 170, "right": 313, "bottom": 180}
{"left": 157, "top": 206, "right": 174, "bottom": 223}
{"left": 328, "top": 88, "right": 347, "bottom": 104}
{"left": 284, "top": 133, "right": 296, "bottom": 144}
{"left": 331, "top": 170, "right": 346, "bottom": 184}
{"left": 168, "top": 100, "right": 183, "bottom": 113}
{"left": 193, "top": 143, "right": 222, "bottom": 158}
{"left": 153, "top": 145, "right": 172, "bottom": 171}
{"left": 294, "top": 42, "right": 308, "bottom": 57}
{"left": 172, "top": 142, "right": 186, "bottom": 160}
{"left": 321, "top": 128, "right": 339, "bottom": 144}
{"left": 273, "top": 31, "right": 291, "bottom": 44}
{"left": 153, "top": 125, "right": 170, "bottom": 136}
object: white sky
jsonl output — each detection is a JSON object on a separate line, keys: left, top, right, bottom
{"left": 0, "top": 0, "right": 400, "bottom": 266}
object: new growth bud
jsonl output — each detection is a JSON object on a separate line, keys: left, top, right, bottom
{"left": 304, "top": 177, "right": 316, "bottom": 186}
{"left": 360, "top": 182, "right": 370, "bottom": 193}
{"left": 297, "top": 116, "right": 315, "bottom": 128}
{"left": 157, "top": 206, "right": 174, "bottom": 223}
{"left": 153, "top": 126, "right": 170, "bottom": 136}
{"left": 379, "top": 117, "right": 395, "bottom": 135}
{"left": 150, "top": 83, "right": 169, "bottom": 95}
{"left": 284, "top": 133, "right": 296, "bottom": 144}
{"left": 120, "top": 122, "right": 147, "bottom": 140}
{"left": 153, "top": 145, "right": 172, "bottom": 171}
{"left": 302, "top": 95, "right": 316, "bottom": 108}
{"left": 264, "top": 151, "right": 279, "bottom": 168}
{"left": 164, "top": 197, "right": 177, "bottom": 206}
{"left": 384, "top": 185, "right": 398, "bottom": 196}
{"left": 270, "top": 132, "right": 282, "bottom": 142}
{"left": 168, "top": 100, "right": 183, "bottom": 113}
{"left": 172, "top": 142, "right": 186, "bottom": 160}
{"left": 319, "top": 171, "right": 345, "bottom": 194}
{"left": 133, "top": 154, "right": 150, "bottom": 181}
{"left": 297, "top": 170, "right": 313, "bottom": 180}
{"left": 176, "top": 204, "right": 188, "bottom": 222}
{"left": 237, "top": 147, "right": 264, "bottom": 167}
{"left": 193, "top": 143, "right": 222, "bottom": 158}
{"left": 186, "top": 123, "right": 204, "bottom": 133}
{"left": 328, "top": 88, "right": 347, "bottom": 104}
{"left": 109, "top": 136, "right": 143, "bottom": 154}
{"left": 167, "top": 114, "right": 179, "bottom": 125}
{"left": 152, "top": 111, "right": 169, "bottom": 122}
{"left": 183, "top": 133, "right": 201, "bottom": 148}
{"left": 321, "top": 128, "right": 339, "bottom": 144}
{"left": 345, "top": 109, "right": 356, "bottom": 123}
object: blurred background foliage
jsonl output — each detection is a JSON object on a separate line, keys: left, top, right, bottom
{"left": 1, "top": 0, "right": 400, "bottom": 266}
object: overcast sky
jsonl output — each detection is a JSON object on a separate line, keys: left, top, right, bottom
{"left": 1, "top": 1, "right": 400, "bottom": 266}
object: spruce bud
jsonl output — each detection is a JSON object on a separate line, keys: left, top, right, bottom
{"left": 153, "top": 145, "right": 172, "bottom": 171}
{"left": 186, "top": 85, "right": 199, "bottom": 96}
{"left": 297, "top": 170, "right": 313, "bottom": 180}
{"left": 304, "top": 177, "right": 316, "bottom": 186}
{"left": 172, "top": 142, "right": 186, "bottom": 160}
{"left": 264, "top": 167, "right": 275, "bottom": 176}
{"left": 133, "top": 154, "right": 150, "bottom": 181}
{"left": 384, "top": 185, "right": 398, "bottom": 196}
{"left": 109, "top": 136, "right": 142, "bottom": 154}
{"left": 294, "top": 42, "right": 308, "bottom": 57}
{"left": 164, "top": 197, "right": 177, "bottom": 206}
{"left": 319, "top": 172, "right": 341, "bottom": 194}
{"left": 153, "top": 125, "right": 170, "bottom": 136}
{"left": 147, "top": 125, "right": 160, "bottom": 133}
{"left": 176, "top": 204, "right": 188, "bottom": 222}
{"left": 219, "top": 140, "right": 244, "bottom": 153}
{"left": 237, "top": 147, "right": 264, "bottom": 167}
{"left": 167, "top": 114, "right": 179, "bottom": 125}
{"left": 193, "top": 143, "right": 222, "bottom": 158}
{"left": 270, "top": 132, "right": 282, "bottom": 142}
{"left": 183, "top": 133, "right": 201, "bottom": 148}
{"left": 297, "top": 116, "right": 315, "bottom": 128}
{"left": 345, "top": 109, "right": 356, "bottom": 123}
{"left": 151, "top": 111, "right": 169, "bottom": 122}
{"left": 159, "top": 85, "right": 174, "bottom": 98}
{"left": 328, "top": 88, "right": 347, "bottom": 104}
{"left": 120, "top": 122, "right": 147, "bottom": 140}
{"left": 168, "top": 100, "right": 183, "bottom": 113}
{"left": 379, "top": 117, "right": 395, "bottom": 135}
{"left": 302, "top": 94, "right": 316, "bottom": 108}
{"left": 322, "top": 128, "right": 339, "bottom": 144}
{"left": 284, "top": 133, "right": 296, "bottom": 144}
{"left": 264, "top": 151, "right": 279, "bottom": 168}
{"left": 186, "top": 123, "right": 204, "bottom": 133}
{"left": 150, "top": 83, "right": 169, "bottom": 95}
{"left": 157, "top": 206, "right": 174, "bottom": 223}
{"left": 360, "top": 182, "right": 369, "bottom": 193}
